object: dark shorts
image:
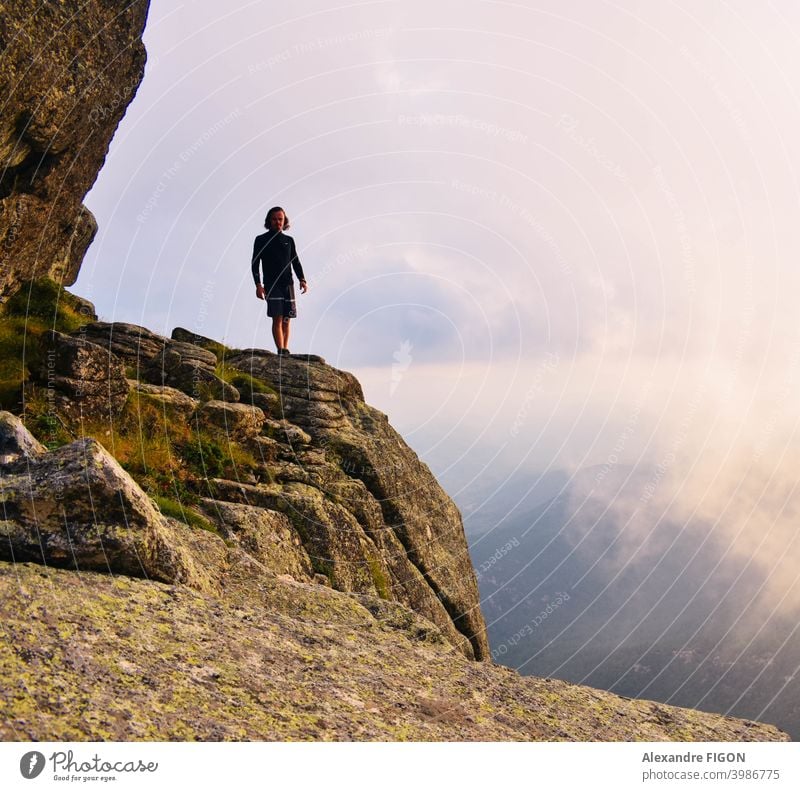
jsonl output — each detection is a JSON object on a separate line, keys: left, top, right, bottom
{"left": 266, "top": 282, "right": 296, "bottom": 318}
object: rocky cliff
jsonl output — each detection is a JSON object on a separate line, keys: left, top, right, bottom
{"left": 0, "top": 0, "right": 150, "bottom": 302}
{"left": 0, "top": 312, "right": 789, "bottom": 740}
{"left": 0, "top": 0, "right": 789, "bottom": 741}
{"left": 1, "top": 318, "right": 489, "bottom": 662}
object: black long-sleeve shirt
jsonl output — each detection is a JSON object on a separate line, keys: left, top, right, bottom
{"left": 251, "top": 230, "right": 305, "bottom": 291}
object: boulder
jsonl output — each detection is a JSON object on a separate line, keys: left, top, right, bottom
{"left": 225, "top": 348, "right": 490, "bottom": 660}
{"left": 246, "top": 435, "right": 280, "bottom": 463}
{"left": 263, "top": 418, "right": 312, "bottom": 446}
{"left": 80, "top": 322, "right": 168, "bottom": 370}
{"left": 66, "top": 293, "right": 98, "bottom": 322}
{"left": 198, "top": 499, "right": 314, "bottom": 582}
{"left": 78, "top": 322, "right": 238, "bottom": 401}
{"left": 128, "top": 380, "right": 198, "bottom": 416}
{"left": 143, "top": 340, "right": 237, "bottom": 402}
{"left": 228, "top": 349, "right": 363, "bottom": 404}
{"left": 0, "top": 436, "right": 212, "bottom": 591}
{"left": 40, "top": 330, "right": 130, "bottom": 420}
{"left": 196, "top": 400, "right": 266, "bottom": 439}
{"left": 287, "top": 353, "right": 326, "bottom": 363}
{"left": 152, "top": 339, "right": 217, "bottom": 370}
{"left": 0, "top": 411, "right": 46, "bottom": 466}
{"left": 0, "top": 1, "right": 150, "bottom": 301}
{"left": 248, "top": 391, "right": 280, "bottom": 416}
{"left": 170, "top": 327, "right": 223, "bottom": 353}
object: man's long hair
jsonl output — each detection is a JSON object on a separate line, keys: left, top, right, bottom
{"left": 264, "top": 206, "right": 290, "bottom": 230}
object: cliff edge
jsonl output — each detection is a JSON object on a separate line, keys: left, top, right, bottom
{"left": 1, "top": 319, "right": 489, "bottom": 661}
{"left": 0, "top": 315, "right": 789, "bottom": 740}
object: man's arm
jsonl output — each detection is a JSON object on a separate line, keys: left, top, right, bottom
{"left": 290, "top": 237, "right": 308, "bottom": 293}
{"left": 252, "top": 237, "right": 265, "bottom": 299}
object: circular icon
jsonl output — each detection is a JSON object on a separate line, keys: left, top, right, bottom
{"left": 20, "top": 751, "right": 45, "bottom": 779}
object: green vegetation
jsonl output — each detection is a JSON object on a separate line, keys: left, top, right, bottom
{"left": 202, "top": 339, "right": 235, "bottom": 364}
{"left": 368, "top": 557, "right": 391, "bottom": 600}
{"left": 186, "top": 337, "right": 277, "bottom": 402}
{"left": 180, "top": 435, "right": 227, "bottom": 479}
{"left": 216, "top": 361, "right": 276, "bottom": 402}
{"left": 106, "top": 393, "right": 262, "bottom": 501}
{"left": 153, "top": 495, "right": 218, "bottom": 534}
{"left": 0, "top": 278, "right": 278, "bottom": 536}
{"left": 3, "top": 277, "right": 88, "bottom": 328}
{"left": 20, "top": 387, "right": 72, "bottom": 449}
{"left": 22, "top": 385, "right": 266, "bottom": 505}
{"left": 0, "top": 278, "right": 88, "bottom": 411}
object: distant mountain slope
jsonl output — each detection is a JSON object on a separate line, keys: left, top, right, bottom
{"left": 467, "top": 465, "right": 800, "bottom": 739}
{"left": 461, "top": 467, "right": 573, "bottom": 538}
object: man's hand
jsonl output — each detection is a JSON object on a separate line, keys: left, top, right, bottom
{"left": 256, "top": 284, "right": 265, "bottom": 300}
{"left": 299, "top": 279, "right": 308, "bottom": 294}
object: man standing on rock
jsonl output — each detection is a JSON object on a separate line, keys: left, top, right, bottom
{"left": 252, "top": 206, "right": 308, "bottom": 356}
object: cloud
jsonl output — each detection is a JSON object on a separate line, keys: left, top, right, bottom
{"left": 563, "top": 353, "right": 800, "bottom": 618}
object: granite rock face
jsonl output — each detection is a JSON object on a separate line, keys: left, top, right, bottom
{"left": 7, "top": 328, "right": 790, "bottom": 740}
{"left": 198, "top": 499, "right": 314, "bottom": 581}
{"left": 0, "top": 409, "right": 45, "bottom": 464}
{"left": 0, "top": 1, "right": 151, "bottom": 301}
{"left": 128, "top": 380, "right": 198, "bottom": 415}
{"left": 13, "top": 328, "right": 492, "bottom": 660}
{"left": 80, "top": 322, "right": 238, "bottom": 401}
{"left": 227, "top": 349, "right": 490, "bottom": 661}
{"left": 4, "top": 330, "right": 492, "bottom": 659}
{"left": 0, "top": 561, "right": 789, "bottom": 741}
{"left": 197, "top": 400, "right": 266, "bottom": 439}
{"left": 22, "top": 320, "right": 491, "bottom": 658}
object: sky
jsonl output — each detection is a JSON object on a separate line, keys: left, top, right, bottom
{"left": 77, "top": 1, "right": 800, "bottom": 613}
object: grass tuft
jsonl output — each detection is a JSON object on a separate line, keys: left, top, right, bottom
{"left": 215, "top": 362, "right": 276, "bottom": 401}
{"left": 0, "top": 278, "right": 90, "bottom": 411}
{"left": 153, "top": 495, "right": 219, "bottom": 534}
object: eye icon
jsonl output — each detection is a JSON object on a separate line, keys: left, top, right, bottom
{"left": 20, "top": 751, "right": 45, "bottom": 779}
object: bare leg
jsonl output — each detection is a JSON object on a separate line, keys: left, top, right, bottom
{"left": 282, "top": 317, "right": 291, "bottom": 351}
{"left": 271, "top": 316, "right": 285, "bottom": 352}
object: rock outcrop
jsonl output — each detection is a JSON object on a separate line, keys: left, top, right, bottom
{"left": 40, "top": 330, "right": 130, "bottom": 422}
{"left": 0, "top": 413, "right": 214, "bottom": 592}
{"left": 82, "top": 322, "right": 238, "bottom": 401}
{"left": 0, "top": 561, "right": 788, "bottom": 741}
{"left": 0, "top": 1, "right": 150, "bottom": 302}
{"left": 20, "top": 323, "right": 490, "bottom": 661}
{"left": 229, "top": 349, "right": 490, "bottom": 661}
{"left": 0, "top": 409, "right": 45, "bottom": 464}
{"left": 0, "top": 321, "right": 791, "bottom": 741}
{"left": 15, "top": 316, "right": 489, "bottom": 658}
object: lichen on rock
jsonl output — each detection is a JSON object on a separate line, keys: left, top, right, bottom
{"left": 0, "top": 562, "right": 789, "bottom": 742}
